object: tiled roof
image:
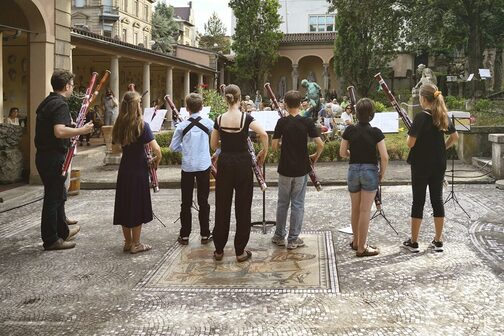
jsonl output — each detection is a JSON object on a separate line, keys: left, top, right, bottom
{"left": 281, "top": 32, "right": 336, "bottom": 45}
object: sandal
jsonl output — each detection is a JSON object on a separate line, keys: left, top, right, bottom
{"left": 130, "top": 243, "right": 152, "bottom": 254}
{"left": 236, "top": 250, "right": 252, "bottom": 262}
{"left": 350, "top": 241, "right": 377, "bottom": 251}
{"left": 213, "top": 251, "right": 224, "bottom": 261}
{"left": 356, "top": 246, "right": 380, "bottom": 258}
{"left": 123, "top": 241, "right": 132, "bottom": 252}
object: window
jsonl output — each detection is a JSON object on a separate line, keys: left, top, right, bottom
{"left": 122, "top": 28, "right": 127, "bottom": 42}
{"left": 75, "top": 0, "right": 86, "bottom": 7}
{"left": 123, "top": 0, "right": 128, "bottom": 12}
{"left": 144, "top": 35, "right": 148, "bottom": 47}
{"left": 134, "top": 32, "right": 138, "bottom": 45}
{"left": 144, "top": 4, "right": 149, "bottom": 21}
{"left": 103, "top": 23, "right": 113, "bottom": 38}
{"left": 309, "top": 15, "right": 335, "bottom": 32}
{"left": 134, "top": 0, "right": 139, "bottom": 17}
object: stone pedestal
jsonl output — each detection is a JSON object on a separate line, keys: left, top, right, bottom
{"left": 101, "top": 126, "right": 122, "bottom": 165}
{"left": 408, "top": 94, "right": 422, "bottom": 120}
{"left": 489, "top": 134, "right": 504, "bottom": 179}
{"left": 0, "top": 124, "right": 23, "bottom": 184}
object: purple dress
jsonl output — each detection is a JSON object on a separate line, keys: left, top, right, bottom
{"left": 113, "top": 123, "right": 154, "bottom": 228}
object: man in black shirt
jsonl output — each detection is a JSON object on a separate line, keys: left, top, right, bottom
{"left": 271, "top": 90, "right": 324, "bottom": 250}
{"left": 35, "top": 69, "right": 93, "bottom": 250}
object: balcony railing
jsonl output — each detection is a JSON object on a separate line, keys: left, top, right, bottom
{"left": 100, "top": 5, "right": 120, "bottom": 22}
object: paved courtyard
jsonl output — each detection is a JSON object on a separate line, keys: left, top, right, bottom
{"left": 0, "top": 184, "right": 503, "bottom": 335}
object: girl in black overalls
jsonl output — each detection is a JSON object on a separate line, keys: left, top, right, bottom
{"left": 210, "top": 84, "right": 268, "bottom": 262}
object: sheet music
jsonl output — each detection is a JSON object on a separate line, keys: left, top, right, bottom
{"left": 179, "top": 106, "right": 211, "bottom": 120}
{"left": 448, "top": 111, "right": 471, "bottom": 132}
{"left": 144, "top": 108, "right": 168, "bottom": 132}
{"left": 250, "top": 111, "right": 281, "bottom": 132}
{"left": 370, "top": 112, "right": 399, "bottom": 133}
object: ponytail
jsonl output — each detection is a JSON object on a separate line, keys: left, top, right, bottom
{"left": 419, "top": 83, "right": 448, "bottom": 130}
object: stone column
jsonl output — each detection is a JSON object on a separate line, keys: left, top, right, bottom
{"left": 322, "top": 63, "right": 330, "bottom": 96}
{"left": 165, "top": 67, "right": 173, "bottom": 128}
{"left": 110, "top": 56, "right": 120, "bottom": 99}
{"left": 489, "top": 134, "right": 504, "bottom": 179}
{"left": 213, "top": 73, "right": 218, "bottom": 90}
{"left": 219, "top": 68, "right": 225, "bottom": 86}
{"left": 166, "top": 66, "right": 173, "bottom": 98}
{"left": 69, "top": 44, "right": 76, "bottom": 73}
{"left": 184, "top": 70, "right": 191, "bottom": 105}
{"left": 142, "top": 62, "right": 151, "bottom": 109}
{"left": 291, "top": 64, "right": 299, "bottom": 90}
{"left": 198, "top": 73, "right": 204, "bottom": 87}
{"left": 0, "top": 32, "right": 3, "bottom": 124}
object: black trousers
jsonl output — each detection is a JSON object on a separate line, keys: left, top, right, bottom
{"left": 180, "top": 168, "right": 211, "bottom": 238}
{"left": 36, "top": 151, "right": 70, "bottom": 248}
{"left": 213, "top": 153, "right": 253, "bottom": 256}
{"left": 411, "top": 165, "right": 445, "bottom": 219}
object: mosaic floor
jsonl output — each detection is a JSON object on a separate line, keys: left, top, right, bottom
{"left": 137, "top": 231, "right": 339, "bottom": 293}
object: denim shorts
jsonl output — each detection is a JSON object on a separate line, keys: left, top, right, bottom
{"left": 347, "top": 164, "right": 379, "bottom": 193}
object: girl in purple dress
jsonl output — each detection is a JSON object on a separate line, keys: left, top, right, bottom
{"left": 112, "top": 91, "right": 161, "bottom": 254}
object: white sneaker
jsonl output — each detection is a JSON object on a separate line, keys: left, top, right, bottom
{"left": 287, "top": 238, "right": 305, "bottom": 250}
{"left": 271, "top": 236, "right": 285, "bottom": 246}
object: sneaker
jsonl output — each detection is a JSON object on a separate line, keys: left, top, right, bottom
{"left": 271, "top": 236, "right": 285, "bottom": 246}
{"left": 177, "top": 236, "right": 189, "bottom": 245}
{"left": 402, "top": 238, "right": 420, "bottom": 253}
{"left": 44, "top": 238, "right": 76, "bottom": 251}
{"left": 287, "top": 238, "right": 305, "bottom": 250}
{"left": 429, "top": 240, "right": 444, "bottom": 252}
{"left": 201, "top": 234, "right": 213, "bottom": 244}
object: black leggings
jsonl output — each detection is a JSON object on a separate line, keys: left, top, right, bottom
{"left": 411, "top": 167, "right": 445, "bottom": 219}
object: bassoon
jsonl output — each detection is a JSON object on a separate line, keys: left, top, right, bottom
{"left": 129, "top": 83, "right": 160, "bottom": 192}
{"left": 265, "top": 83, "right": 321, "bottom": 191}
{"left": 61, "top": 71, "right": 107, "bottom": 175}
{"left": 164, "top": 94, "right": 182, "bottom": 123}
{"left": 347, "top": 85, "right": 383, "bottom": 209}
{"left": 374, "top": 73, "right": 412, "bottom": 130}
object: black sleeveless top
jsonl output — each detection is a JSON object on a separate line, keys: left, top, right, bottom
{"left": 214, "top": 112, "right": 255, "bottom": 153}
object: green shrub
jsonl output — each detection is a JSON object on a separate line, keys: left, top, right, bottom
{"left": 374, "top": 102, "right": 386, "bottom": 112}
{"left": 155, "top": 131, "right": 175, "bottom": 148}
{"left": 159, "top": 147, "right": 182, "bottom": 165}
{"left": 474, "top": 99, "right": 492, "bottom": 112}
{"left": 445, "top": 96, "right": 465, "bottom": 110}
{"left": 197, "top": 87, "right": 227, "bottom": 121}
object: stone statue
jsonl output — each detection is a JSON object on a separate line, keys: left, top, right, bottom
{"left": 412, "top": 64, "right": 437, "bottom": 96}
{"left": 278, "top": 76, "right": 287, "bottom": 99}
{"left": 301, "top": 79, "right": 322, "bottom": 120}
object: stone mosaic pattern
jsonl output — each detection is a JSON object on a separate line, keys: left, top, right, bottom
{"left": 137, "top": 231, "right": 338, "bottom": 293}
{"left": 0, "top": 185, "right": 503, "bottom": 335}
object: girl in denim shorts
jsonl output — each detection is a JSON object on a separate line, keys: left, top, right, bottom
{"left": 339, "top": 98, "right": 389, "bottom": 257}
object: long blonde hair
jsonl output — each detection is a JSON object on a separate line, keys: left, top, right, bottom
{"left": 112, "top": 91, "right": 144, "bottom": 146}
{"left": 419, "top": 83, "right": 449, "bottom": 130}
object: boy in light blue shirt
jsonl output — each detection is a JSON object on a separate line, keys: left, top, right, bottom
{"left": 170, "top": 93, "right": 214, "bottom": 245}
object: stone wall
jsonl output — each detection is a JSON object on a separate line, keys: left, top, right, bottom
{"left": 457, "top": 126, "right": 504, "bottom": 163}
{"left": 0, "top": 124, "right": 23, "bottom": 184}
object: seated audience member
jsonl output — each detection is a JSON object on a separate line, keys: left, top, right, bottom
{"left": 6, "top": 107, "right": 20, "bottom": 126}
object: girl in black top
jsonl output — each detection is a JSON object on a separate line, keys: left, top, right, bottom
{"left": 403, "top": 83, "right": 458, "bottom": 253}
{"left": 340, "top": 98, "right": 389, "bottom": 257}
{"left": 210, "top": 84, "right": 268, "bottom": 262}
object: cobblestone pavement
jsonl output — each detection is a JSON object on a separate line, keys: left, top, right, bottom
{"left": 0, "top": 185, "right": 503, "bottom": 335}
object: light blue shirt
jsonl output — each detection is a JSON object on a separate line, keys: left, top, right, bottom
{"left": 169, "top": 112, "right": 214, "bottom": 172}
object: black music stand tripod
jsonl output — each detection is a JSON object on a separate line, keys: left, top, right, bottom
{"left": 251, "top": 163, "right": 276, "bottom": 234}
{"left": 370, "top": 185, "right": 398, "bottom": 235}
{"left": 444, "top": 114, "right": 471, "bottom": 219}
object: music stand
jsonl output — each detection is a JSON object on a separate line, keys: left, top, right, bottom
{"left": 251, "top": 162, "right": 276, "bottom": 234}
{"left": 444, "top": 112, "right": 471, "bottom": 219}
{"left": 173, "top": 201, "right": 199, "bottom": 224}
{"left": 370, "top": 185, "right": 398, "bottom": 235}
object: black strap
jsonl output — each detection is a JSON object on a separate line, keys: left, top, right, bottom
{"left": 182, "top": 117, "right": 210, "bottom": 137}
{"left": 218, "top": 113, "right": 246, "bottom": 131}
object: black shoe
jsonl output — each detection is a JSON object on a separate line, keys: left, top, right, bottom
{"left": 429, "top": 239, "right": 444, "bottom": 252}
{"left": 402, "top": 238, "right": 420, "bottom": 253}
{"left": 201, "top": 234, "right": 213, "bottom": 244}
{"left": 44, "top": 238, "right": 76, "bottom": 251}
{"left": 177, "top": 236, "right": 189, "bottom": 245}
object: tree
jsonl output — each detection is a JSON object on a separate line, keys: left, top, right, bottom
{"left": 199, "top": 12, "right": 231, "bottom": 54}
{"left": 151, "top": 2, "right": 179, "bottom": 53}
{"left": 329, "top": 0, "right": 405, "bottom": 96}
{"left": 401, "top": 0, "right": 504, "bottom": 94}
{"left": 229, "top": 0, "right": 283, "bottom": 92}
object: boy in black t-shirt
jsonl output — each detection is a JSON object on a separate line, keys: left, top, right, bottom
{"left": 271, "top": 90, "right": 324, "bottom": 250}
